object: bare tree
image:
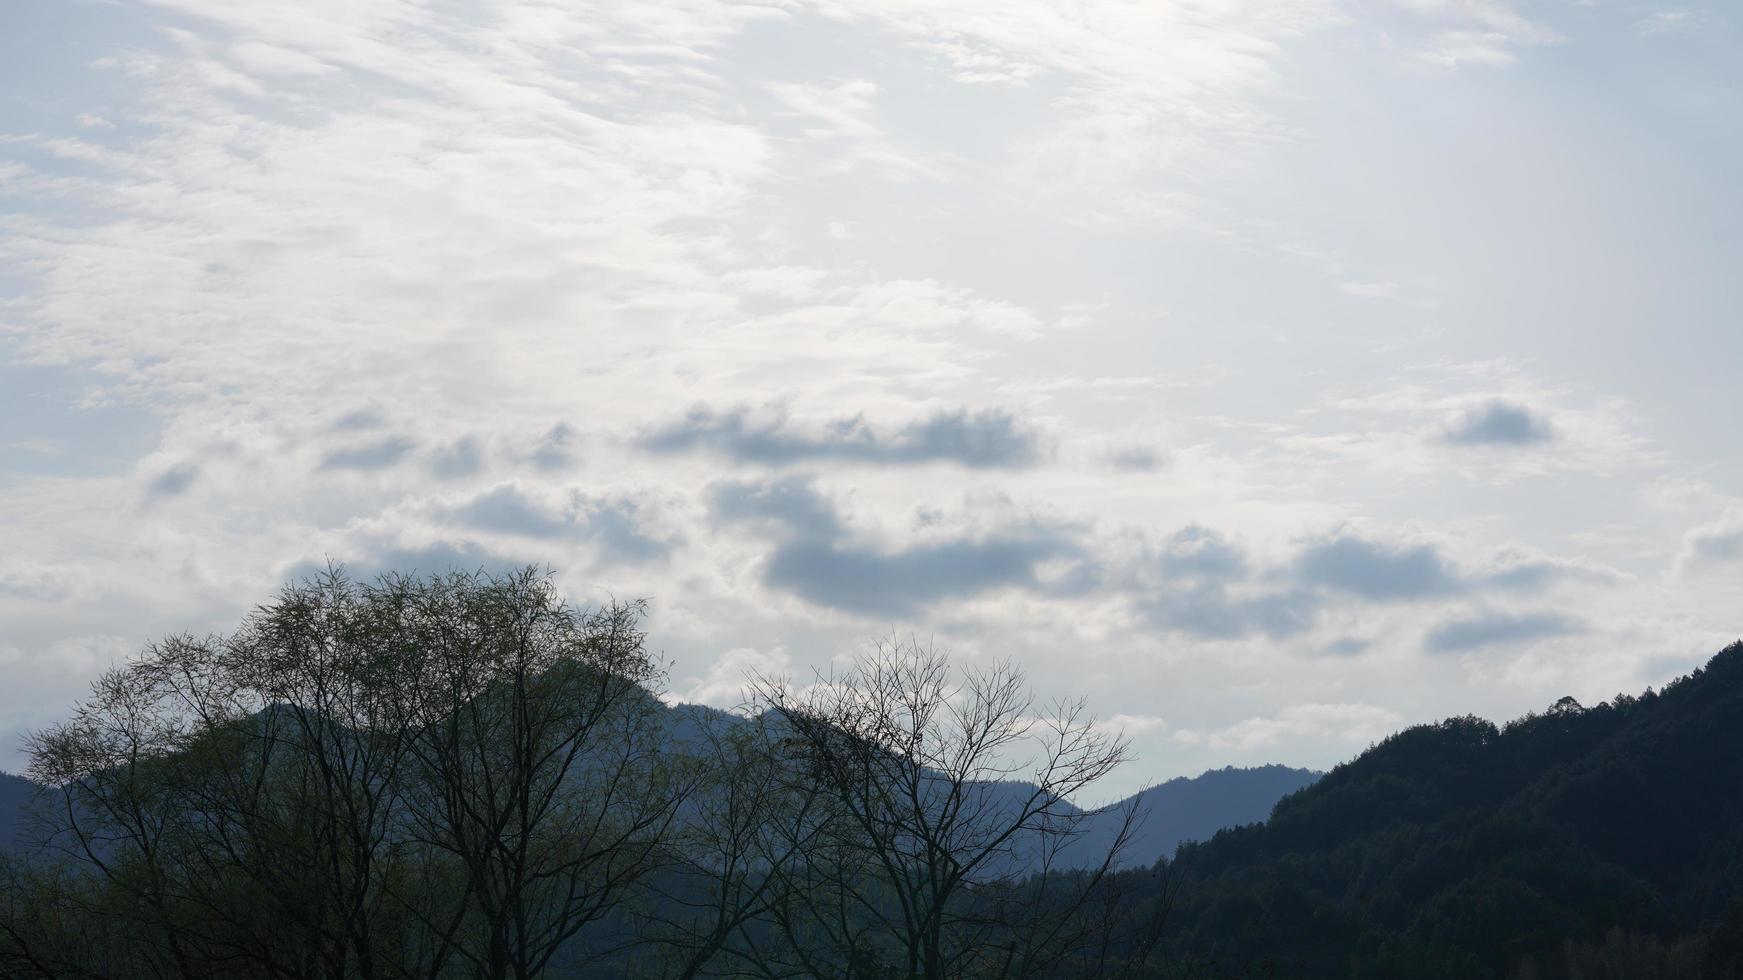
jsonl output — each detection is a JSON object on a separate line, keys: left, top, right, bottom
{"left": 17, "top": 566, "right": 690, "bottom": 980}
{"left": 8, "top": 573, "right": 1168, "bottom": 980}
{"left": 633, "top": 706, "right": 831, "bottom": 980}
{"left": 746, "top": 636, "right": 1146, "bottom": 980}
{"left": 23, "top": 568, "right": 424, "bottom": 979}
{"left": 390, "top": 570, "right": 691, "bottom": 980}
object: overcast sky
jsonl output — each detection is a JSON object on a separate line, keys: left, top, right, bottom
{"left": 3, "top": 0, "right": 1740, "bottom": 797}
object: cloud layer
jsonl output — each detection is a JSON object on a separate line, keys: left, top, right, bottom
{"left": 2, "top": 0, "right": 1739, "bottom": 796}
{"left": 644, "top": 406, "right": 1044, "bottom": 468}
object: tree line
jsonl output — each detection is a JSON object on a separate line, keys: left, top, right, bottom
{"left": 1104, "top": 641, "right": 1743, "bottom": 979}
{"left": 15, "top": 565, "right": 1735, "bottom": 979}
{"left": 0, "top": 568, "right": 1167, "bottom": 979}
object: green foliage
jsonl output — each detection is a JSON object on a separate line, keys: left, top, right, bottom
{"left": 1114, "top": 641, "right": 1743, "bottom": 980}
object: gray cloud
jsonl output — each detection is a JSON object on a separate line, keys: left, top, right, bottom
{"left": 319, "top": 435, "right": 417, "bottom": 471}
{"left": 764, "top": 534, "right": 1076, "bottom": 616}
{"left": 584, "top": 501, "right": 673, "bottom": 565}
{"left": 453, "top": 485, "right": 574, "bottom": 539}
{"left": 291, "top": 488, "right": 672, "bottom": 591}
{"left": 1158, "top": 525, "right": 1248, "bottom": 582}
{"left": 706, "top": 476, "right": 845, "bottom": 540}
{"left": 1424, "top": 610, "right": 1584, "bottom": 653}
{"left": 643, "top": 406, "right": 1043, "bottom": 469}
{"left": 1688, "top": 527, "right": 1743, "bottom": 564}
{"left": 449, "top": 484, "right": 671, "bottom": 564}
{"left": 709, "top": 476, "right": 1081, "bottom": 615}
{"left": 1134, "top": 527, "right": 1311, "bottom": 639}
{"left": 1141, "top": 584, "right": 1318, "bottom": 640}
{"left": 1441, "top": 400, "right": 1555, "bottom": 446}
{"left": 146, "top": 462, "right": 199, "bottom": 498}
{"left": 1319, "top": 637, "right": 1370, "bottom": 658}
{"left": 330, "top": 407, "right": 388, "bottom": 432}
{"left": 1132, "top": 526, "right": 1578, "bottom": 640}
{"left": 1293, "top": 532, "right": 1463, "bottom": 601}
{"left": 431, "top": 435, "right": 485, "bottom": 479}
{"left": 1108, "top": 446, "right": 1166, "bottom": 471}
{"left": 530, "top": 423, "right": 579, "bottom": 471}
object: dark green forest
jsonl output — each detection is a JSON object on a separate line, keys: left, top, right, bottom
{"left": 1131, "top": 639, "right": 1743, "bottom": 979}
{"left": 1, "top": 567, "right": 1740, "bottom": 979}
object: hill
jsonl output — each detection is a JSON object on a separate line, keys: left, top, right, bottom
{"left": 1115, "top": 764, "right": 1323, "bottom": 869}
{"left": 1139, "top": 640, "right": 1743, "bottom": 979}
{"left": 665, "top": 700, "right": 1319, "bottom": 872}
{"left": 0, "top": 693, "right": 1317, "bottom": 878}
{"left": 0, "top": 773, "right": 32, "bottom": 850}
{"left": 1041, "top": 764, "right": 1321, "bottom": 872}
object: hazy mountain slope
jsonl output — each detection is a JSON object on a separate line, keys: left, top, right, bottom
{"left": 1114, "top": 765, "right": 1322, "bottom": 869}
{"left": 663, "top": 700, "right": 1318, "bottom": 872}
{"left": 0, "top": 693, "right": 1314, "bottom": 876}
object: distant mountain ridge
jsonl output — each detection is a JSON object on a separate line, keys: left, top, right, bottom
{"left": 0, "top": 696, "right": 1318, "bottom": 873}
{"left": 660, "top": 699, "right": 1320, "bottom": 871}
{"left": 1110, "top": 764, "right": 1323, "bottom": 868}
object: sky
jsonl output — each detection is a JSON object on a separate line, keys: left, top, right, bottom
{"left": 2, "top": 0, "right": 1740, "bottom": 798}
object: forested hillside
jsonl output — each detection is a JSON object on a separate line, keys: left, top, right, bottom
{"left": 1135, "top": 641, "right": 1743, "bottom": 979}
{"left": 0, "top": 772, "right": 30, "bottom": 850}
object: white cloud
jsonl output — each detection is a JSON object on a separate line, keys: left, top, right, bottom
{"left": 1633, "top": 10, "right": 1694, "bottom": 36}
{"left": 1385, "top": 0, "right": 1564, "bottom": 67}
{"left": 0, "top": 560, "right": 93, "bottom": 602}
{"left": 1340, "top": 281, "right": 1400, "bottom": 299}
{"left": 1175, "top": 702, "right": 1403, "bottom": 753}
{"left": 1098, "top": 712, "right": 1169, "bottom": 736}
{"left": 678, "top": 646, "right": 794, "bottom": 707}
{"left": 766, "top": 78, "right": 953, "bottom": 181}
{"left": 1677, "top": 507, "right": 1743, "bottom": 573}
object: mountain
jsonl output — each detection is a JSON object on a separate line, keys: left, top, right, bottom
{"left": 1106, "top": 765, "right": 1322, "bottom": 869}
{"left": 1136, "top": 640, "right": 1743, "bottom": 979}
{"left": 0, "top": 773, "right": 32, "bottom": 850}
{"left": 661, "top": 699, "right": 1318, "bottom": 873}
{"left": 664, "top": 695, "right": 1318, "bottom": 868}
{"left": 0, "top": 692, "right": 1316, "bottom": 878}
